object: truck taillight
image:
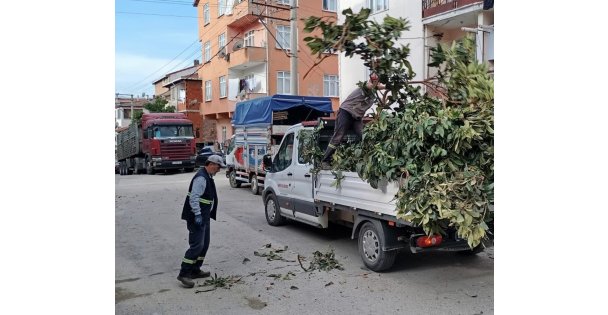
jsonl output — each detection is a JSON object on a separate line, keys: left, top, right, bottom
{"left": 416, "top": 235, "right": 443, "bottom": 248}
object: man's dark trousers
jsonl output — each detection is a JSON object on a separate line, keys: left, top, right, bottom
{"left": 179, "top": 215, "right": 211, "bottom": 277}
{"left": 322, "top": 109, "right": 363, "bottom": 162}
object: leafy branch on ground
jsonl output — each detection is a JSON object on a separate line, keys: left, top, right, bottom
{"left": 298, "top": 248, "right": 344, "bottom": 272}
{"left": 195, "top": 273, "right": 242, "bottom": 292}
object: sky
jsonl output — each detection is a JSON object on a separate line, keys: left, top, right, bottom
{"left": 115, "top": 0, "right": 200, "bottom": 98}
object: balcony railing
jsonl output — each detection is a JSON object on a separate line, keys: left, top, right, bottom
{"left": 422, "top": 0, "right": 482, "bottom": 18}
{"left": 228, "top": 46, "right": 266, "bottom": 70}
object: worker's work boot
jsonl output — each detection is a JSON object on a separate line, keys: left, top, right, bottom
{"left": 321, "top": 161, "right": 331, "bottom": 170}
{"left": 191, "top": 269, "right": 211, "bottom": 279}
{"left": 176, "top": 275, "right": 195, "bottom": 288}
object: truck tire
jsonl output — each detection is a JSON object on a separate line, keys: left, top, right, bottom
{"left": 229, "top": 171, "right": 241, "bottom": 188}
{"left": 358, "top": 222, "right": 397, "bottom": 272}
{"left": 251, "top": 175, "right": 261, "bottom": 195}
{"left": 146, "top": 158, "right": 155, "bottom": 175}
{"left": 264, "top": 194, "right": 286, "bottom": 226}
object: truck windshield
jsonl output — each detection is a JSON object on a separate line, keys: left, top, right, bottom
{"left": 153, "top": 125, "right": 194, "bottom": 138}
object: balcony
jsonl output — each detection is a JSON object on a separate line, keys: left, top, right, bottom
{"left": 422, "top": 0, "right": 483, "bottom": 18}
{"left": 228, "top": 46, "right": 266, "bottom": 71}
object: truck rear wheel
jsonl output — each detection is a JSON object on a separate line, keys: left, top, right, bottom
{"left": 251, "top": 175, "right": 261, "bottom": 195}
{"left": 265, "top": 194, "right": 285, "bottom": 226}
{"left": 229, "top": 171, "right": 241, "bottom": 188}
{"left": 358, "top": 222, "right": 397, "bottom": 272}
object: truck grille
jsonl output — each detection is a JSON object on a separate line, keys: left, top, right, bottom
{"left": 160, "top": 142, "right": 191, "bottom": 160}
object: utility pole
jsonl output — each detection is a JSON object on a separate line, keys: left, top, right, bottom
{"left": 290, "top": 0, "right": 298, "bottom": 95}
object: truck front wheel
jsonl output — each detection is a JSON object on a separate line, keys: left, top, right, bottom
{"left": 146, "top": 158, "right": 155, "bottom": 175}
{"left": 229, "top": 171, "right": 241, "bottom": 188}
{"left": 265, "top": 194, "right": 285, "bottom": 226}
{"left": 358, "top": 222, "right": 397, "bottom": 272}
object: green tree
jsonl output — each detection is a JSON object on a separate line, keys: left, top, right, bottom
{"left": 132, "top": 97, "right": 176, "bottom": 123}
{"left": 302, "top": 9, "right": 493, "bottom": 248}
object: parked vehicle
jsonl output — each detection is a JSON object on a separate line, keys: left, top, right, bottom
{"left": 261, "top": 119, "right": 490, "bottom": 271}
{"left": 116, "top": 113, "right": 197, "bottom": 175}
{"left": 225, "top": 94, "right": 333, "bottom": 194}
{"left": 195, "top": 146, "right": 226, "bottom": 167}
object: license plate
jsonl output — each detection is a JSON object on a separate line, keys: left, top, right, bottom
{"left": 172, "top": 161, "right": 182, "bottom": 165}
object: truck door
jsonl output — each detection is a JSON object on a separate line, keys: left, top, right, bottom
{"left": 291, "top": 130, "right": 316, "bottom": 217}
{"left": 271, "top": 132, "right": 296, "bottom": 213}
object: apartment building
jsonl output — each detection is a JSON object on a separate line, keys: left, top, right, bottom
{"left": 152, "top": 60, "right": 206, "bottom": 146}
{"left": 193, "top": 0, "right": 339, "bottom": 147}
{"left": 422, "top": 0, "right": 494, "bottom": 78}
{"left": 337, "top": 0, "right": 425, "bottom": 103}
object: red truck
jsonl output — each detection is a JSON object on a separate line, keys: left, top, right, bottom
{"left": 116, "top": 113, "right": 197, "bottom": 175}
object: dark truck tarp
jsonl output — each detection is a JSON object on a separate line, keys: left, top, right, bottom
{"left": 232, "top": 94, "right": 333, "bottom": 126}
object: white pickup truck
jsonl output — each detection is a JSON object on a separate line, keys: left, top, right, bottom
{"left": 261, "top": 120, "right": 484, "bottom": 271}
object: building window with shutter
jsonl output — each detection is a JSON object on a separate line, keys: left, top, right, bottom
{"left": 218, "top": 33, "right": 226, "bottom": 51}
{"left": 218, "top": 0, "right": 226, "bottom": 16}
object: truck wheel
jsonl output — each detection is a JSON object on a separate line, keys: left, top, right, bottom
{"left": 229, "top": 171, "right": 241, "bottom": 188}
{"left": 146, "top": 159, "right": 155, "bottom": 175}
{"left": 265, "top": 194, "right": 285, "bottom": 226}
{"left": 251, "top": 175, "right": 261, "bottom": 195}
{"left": 358, "top": 222, "right": 397, "bottom": 272}
{"left": 119, "top": 162, "right": 126, "bottom": 176}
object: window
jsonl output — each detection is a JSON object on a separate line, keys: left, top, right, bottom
{"left": 205, "top": 80, "right": 212, "bottom": 101}
{"left": 276, "top": 0, "right": 290, "bottom": 5}
{"left": 368, "top": 0, "right": 388, "bottom": 13}
{"left": 323, "top": 0, "right": 337, "bottom": 11}
{"left": 273, "top": 133, "right": 294, "bottom": 172}
{"left": 244, "top": 30, "right": 254, "bottom": 47}
{"left": 204, "top": 41, "right": 211, "bottom": 62}
{"left": 276, "top": 25, "right": 290, "bottom": 50}
{"left": 297, "top": 130, "right": 312, "bottom": 164}
{"left": 323, "top": 75, "right": 339, "bottom": 97}
{"left": 277, "top": 71, "right": 291, "bottom": 95}
{"left": 203, "top": 3, "right": 210, "bottom": 25}
{"left": 218, "top": 0, "right": 226, "bottom": 16}
{"left": 218, "top": 33, "right": 226, "bottom": 52}
{"left": 219, "top": 76, "right": 226, "bottom": 98}
{"left": 179, "top": 88, "right": 186, "bottom": 102}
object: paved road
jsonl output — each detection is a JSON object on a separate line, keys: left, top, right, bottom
{"left": 116, "top": 171, "right": 493, "bottom": 314}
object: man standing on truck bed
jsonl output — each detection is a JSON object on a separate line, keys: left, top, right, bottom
{"left": 177, "top": 155, "right": 226, "bottom": 288}
{"left": 321, "top": 72, "right": 386, "bottom": 170}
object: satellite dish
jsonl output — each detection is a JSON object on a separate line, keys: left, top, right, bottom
{"left": 233, "top": 40, "right": 243, "bottom": 51}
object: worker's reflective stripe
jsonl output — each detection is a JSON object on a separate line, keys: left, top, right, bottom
{"left": 182, "top": 258, "right": 196, "bottom": 264}
{"left": 187, "top": 193, "right": 213, "bottom": 204}
{"left": 328, "top": 143, "right": 336, "bottom": 149}
{"left": 197, "top": 257, "right": 205, "bottom": 261}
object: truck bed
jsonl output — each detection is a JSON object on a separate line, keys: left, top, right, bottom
{"left": 314, "top": 171, "right": 400, "bottom": 217}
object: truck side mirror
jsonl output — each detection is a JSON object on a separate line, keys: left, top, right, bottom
{"left": 262, "top": 154, "right": 272, "bottom": 171}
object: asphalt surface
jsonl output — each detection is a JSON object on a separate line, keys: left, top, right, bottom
{"left": 115, "top": 170, "right": 494, "bottom": 314}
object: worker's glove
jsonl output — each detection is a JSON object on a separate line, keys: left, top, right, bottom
{"left": 194, "top": 214, "right": 203, "bottom": 226}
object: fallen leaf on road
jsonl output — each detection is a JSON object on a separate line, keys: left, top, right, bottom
{"left": 242, "top": 258, "right": 251, "bottom": 264}
{"left": 325, "top": 282, "right": 334, "bottom": 287}
{"left": 290, "top": 286, "right": 298, "bottom": 290}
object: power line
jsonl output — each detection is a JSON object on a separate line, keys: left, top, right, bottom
{"left": 116, "top": 11, "right": 199, "bottom": 18}
{"left": 124, "top": 39, "right": 200, "bottom": 91}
